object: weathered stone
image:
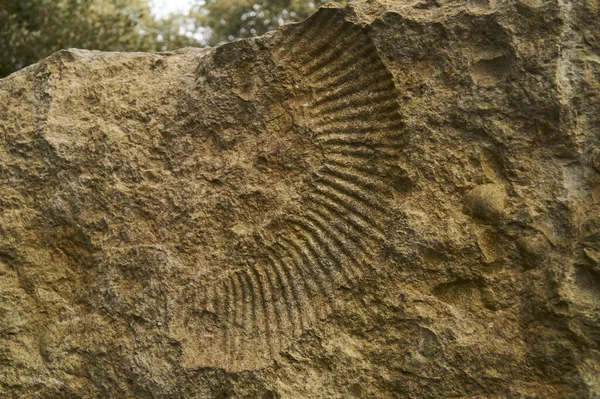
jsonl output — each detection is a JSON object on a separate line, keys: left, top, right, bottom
{"left": 465, "top": 183, "right": 507, "bottom": 222}
{"left": 1, "top": 0, "right": 599, "bottom": 397}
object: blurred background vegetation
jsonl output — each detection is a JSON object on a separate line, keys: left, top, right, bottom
{"left": 0, "top": 0, "right": 347, "bottom": 78}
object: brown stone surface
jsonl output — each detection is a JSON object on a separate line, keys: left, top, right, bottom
{"left": 1, "top": 0, "right": 599, "bottom": 397}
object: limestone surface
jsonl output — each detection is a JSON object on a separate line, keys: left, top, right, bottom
{"left": 1, "top": 0, "right": 599, "bottom": 398}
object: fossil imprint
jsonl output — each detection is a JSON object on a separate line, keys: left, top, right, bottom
{"left": 172, "top": 7, "right": 407, "bottom": 372}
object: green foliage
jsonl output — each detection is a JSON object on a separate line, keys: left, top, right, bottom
{"left": 0, "top": 0, "right": 197, "bottom": 77}
{"left": 0, "top": 0, "right": 347, "bottom": 77}
{"left": 193, "top": 0, "right": 348, "bottom": 46}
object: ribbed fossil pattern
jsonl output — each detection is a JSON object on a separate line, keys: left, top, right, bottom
{"left": 194, "top": 8, "right": 404, "bottom": 371}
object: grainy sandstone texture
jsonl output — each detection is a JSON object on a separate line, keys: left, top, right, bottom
{"left": 1, "top": 0, "right": 599, "bottom": 397}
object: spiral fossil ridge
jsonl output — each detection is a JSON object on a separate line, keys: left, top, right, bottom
{"left": 178, "top": 6, "right": 407, "bottom": 371}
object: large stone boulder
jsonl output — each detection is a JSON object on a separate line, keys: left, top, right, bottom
{"left": 1, "top": 0, "right": 599, "bottom": 397}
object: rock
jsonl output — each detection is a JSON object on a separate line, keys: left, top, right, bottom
{"left": 1, "top": 1, "right": 599, "bottom": 398}
{"left": 517, "top": 231, "right": 551, "bottom": 269}
{"left": 465, "top": 183, "right": 507, "bottom": 222}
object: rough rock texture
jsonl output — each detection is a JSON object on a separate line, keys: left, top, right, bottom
{"left": 1, "top": 0, "right": 599, "bottom": 397}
